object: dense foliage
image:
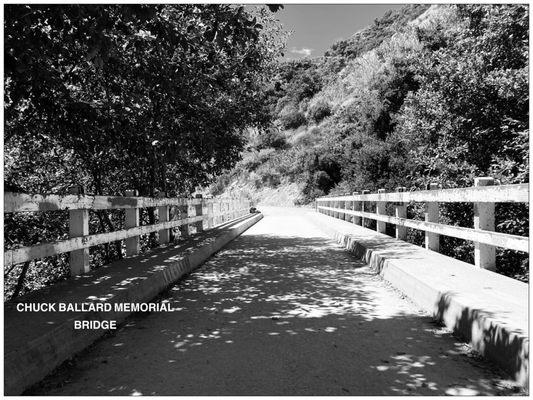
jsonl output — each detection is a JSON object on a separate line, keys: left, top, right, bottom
{"left": 5, "top": 4, "right": 284, "bottom": 196}
{"left": 216, "top": 4, "right": 529, "bottom": 281}
{"left": 4, "top": 4, "right": 285, "bottom": 298}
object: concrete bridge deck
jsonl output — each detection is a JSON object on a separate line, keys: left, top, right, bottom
{"left": 26, "top": 207, "right": 520, "bottom": 395}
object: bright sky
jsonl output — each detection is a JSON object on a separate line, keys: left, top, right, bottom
{"left": 274, "top": 4, "right": 403, "bottom": 59}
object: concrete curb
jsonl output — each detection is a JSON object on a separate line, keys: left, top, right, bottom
{"left": 306, "top": 211, "right": 528, "bottom": 388}
{"left": 5, "top": 213, "right": 263, "bottom": 395}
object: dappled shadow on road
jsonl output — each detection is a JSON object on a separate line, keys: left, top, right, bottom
{"left": 435, "top": 292, "right": 528, "bottom": 386}
{"left": 29, "top": 233, "right": 517, "bottom": 396}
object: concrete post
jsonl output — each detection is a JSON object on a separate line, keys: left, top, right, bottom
{"left": 376, "top": 189, "right": 387, "bottom": 234}
{"left": 474, "top": 177, "right": 496, "bottom": 270}
{"left": 157, "top": 192, "right": 169, "bottom": 245}
{"left": 68, "top": 186, "right": 90, "bottom": 275}
{"left": 425, "top": 183, "right": 440, "bottom": 252}
{"left": 352, "top": 192, "right": 362, "bottom": 226}
{"left": 179, "top": 198, "right": 189, "bottom": 239}
{"left": 343, "top": 194, "right": 350, "bottom": 222}
{"left": 194, "top": 194, "right": 203, "bottom": 233}
{"left": 207, "top": 200, "right": 214, "bottom": 229}
{"left": 395, "top": 187, "right": 407, "bottom": 241}
{"left": 213, "top": 201, "right": 219, "bottom": 226}
{"left": 124, "top": 189, "right": 140, "bottom": 256}
{"left": 362, "top": 190, "right": 370, "bottom": 228}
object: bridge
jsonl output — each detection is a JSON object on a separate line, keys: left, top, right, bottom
{"left": 4, "top": 179, "right": 529, "bottom": 395}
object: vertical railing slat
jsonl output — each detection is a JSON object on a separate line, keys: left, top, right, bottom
{"left": 425, "top": 183, "right": 440, "bottom": 252}
{"left": 376, "top": 189, "right": 387, "bottom": 234}
{"left": 395, "top": 187, "right": 407, "bottom": 240}
{"left": 68, "top": 186, "right": 90, "bottom": 275}
{"left": 194, "top": 194, "right": 204, "bottom": 233}
{"left": 124, "top": 189, "right": 140, "bottom": 257}
{"left": 157, "top": 192, "right": 170, "bottom": 245}
{"left": 474, "top": 177, "right": 496, "bottom": 270}
{"left": 361, "top": 190, "right": 370, "bottom": 228}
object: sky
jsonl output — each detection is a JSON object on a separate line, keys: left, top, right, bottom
{"left": 274, "top": 4, "right": 402, "bottom": 59}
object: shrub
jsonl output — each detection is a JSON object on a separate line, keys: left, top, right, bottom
{"left": 280, "top": 110, "right": 307, "bottom": 130}
{"left": 255, "top": 128, "right": 288, "bottom": 150}
{"left": 309, "top": 100, "right": 332, "bottom": 123}
{"left": 241, "top": 148, "right": 276, "bottom": 171}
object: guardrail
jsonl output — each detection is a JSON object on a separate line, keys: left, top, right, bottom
{"left": 4, "top": 189, "right": 251, "bottom": 276}
{"left": 315, "top": 178, "right": 529, "bottom": 270}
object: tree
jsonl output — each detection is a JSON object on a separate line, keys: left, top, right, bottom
{"left": 394, "top": 4, "right": 528, "bottom": 187}
{"left": 5, "top": 4, "right": 284, "bottom": 197}
{"left": 4, "top": 4, "right": 286, "bottom": 299}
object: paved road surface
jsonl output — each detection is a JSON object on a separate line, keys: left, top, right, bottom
{"left": 29, "top": 207, "right": 519, "bottom": 395}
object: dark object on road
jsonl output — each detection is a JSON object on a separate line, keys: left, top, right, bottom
{"left": 250, "top": 207, "right": 260, "bottom": 214}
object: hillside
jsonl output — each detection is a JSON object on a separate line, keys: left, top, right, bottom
{"left": 210, "top": 4, "right": 529, "bottom": 281}
{"left": 209, "top": 4, "right": 435, "bottom": 205}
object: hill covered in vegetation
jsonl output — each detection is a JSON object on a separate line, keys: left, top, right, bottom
{"left": 210, "top": 4, "right": 529, "bottom": 280}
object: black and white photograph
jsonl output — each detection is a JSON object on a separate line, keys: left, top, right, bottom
{"left": 3, "top": 2, "right": 530, "bottom": 396}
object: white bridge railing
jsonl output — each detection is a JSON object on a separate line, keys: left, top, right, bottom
{"left": 4, "top": 189, "right": 251, "bottom": 276}
{"left": 315, "top": 178, "right": 528, "bottom": 270}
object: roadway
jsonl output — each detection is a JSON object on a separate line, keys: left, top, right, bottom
{"left": 28, "top": 207, "right": 519, "bottom": 395}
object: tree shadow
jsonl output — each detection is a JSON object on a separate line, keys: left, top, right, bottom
{"left": 27, "top": 233, "right": 520, "bottom": 396}
{"left": 435, "top": 293, "right": 528, "bottom": 387}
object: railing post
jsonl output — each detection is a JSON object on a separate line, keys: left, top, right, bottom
{"left": 194, "top": 194, "right": 204, "bottom": 233}
{"left": 207, "top": 200, "right": 214, "bottom": 229}
{"left": 361, "top": 190, "right": 370, "bottom": 228}
{"left": 157, "top": 192, "right": 170, "bottom": 245}
{"left": 125, "top": 189, "right": 140, "bottom": 256}
{"left": 474, "top": 177, "right": 496, "bottom": 270}
{"left": 226, "top": 199, "right": 232, "bottom": 220}
{"left": 376, "top": 189, "right": 387, "bottom": 234}
{"left": 425, "top": 183, "right": 440, "bottom": 252}
{"left": 179, "top": 198, "right": 189, "bottom": 239}
{"left": 343, "top": 194, "right": 350, "bottom": 221}
{"left": 352, "top": 192, "right": 362, "bottom": 226}
{"left": 395, "top": 187, "right": 407, "bottom": 240}
{"left": 68, "top": 186, "right": 90, "bottom": 275}
{"left": 213, "top": 200, "right": 219, "bottom": 226}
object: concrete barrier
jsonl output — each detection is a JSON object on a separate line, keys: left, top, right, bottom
{"left": 306, "top": 211, "right": 528, "bottom": 388}
{"left": 4, "top": 213, "right": 263, "bottom": 395}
